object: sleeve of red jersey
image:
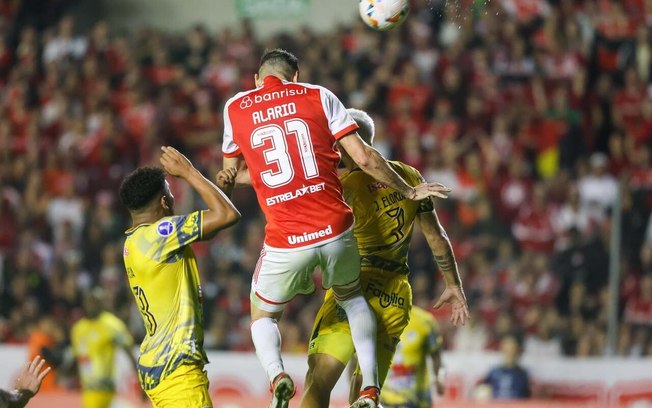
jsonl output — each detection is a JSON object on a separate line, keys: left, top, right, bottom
{"left": 222, "top": 100, "right": 242, "bottom": 157}
{"left": 319, "top": 87, "right": 359, "bottom": 140}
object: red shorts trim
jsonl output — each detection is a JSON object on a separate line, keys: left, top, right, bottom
{"left": 253, "top": 248, "right": 266, "bottom": 284}
{"left": 254, "top": 291, "right": 289, "bottom": 305}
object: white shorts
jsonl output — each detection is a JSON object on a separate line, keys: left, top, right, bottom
{"left": 251, "top": 229, "right": 361, "bottom": 313}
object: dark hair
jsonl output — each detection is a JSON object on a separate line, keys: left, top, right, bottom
{"left": 119, "top": 167, "right": 166, "bottom": 211}
{"left": 259, "top": 48, "right": 299, "bottom": 79}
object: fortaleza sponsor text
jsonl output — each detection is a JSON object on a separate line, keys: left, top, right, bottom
{"left": 365, "top": 280, "right": 406, "bottom": 308}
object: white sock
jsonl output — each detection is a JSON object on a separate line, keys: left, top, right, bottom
{"left": 251, "top": 317, "right": 284, "bottom": 382}
{"left": 337, "top": 295, "right": 379, "bottom": 390}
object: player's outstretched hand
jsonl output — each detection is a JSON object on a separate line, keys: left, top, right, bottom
{"left": 216, "top": 167, "right": 237, "bottom": 193}
{"left": 433, "top": 285, "right": 470, "bottom": 326}
{"left": 160, "top": 146, "right": 194, "bottom": 178}
{"left": 15, "top": 355, "right": 51, "bottom": 396}
{"left": 408, "top": 183, "right": 451, "bottom": 201}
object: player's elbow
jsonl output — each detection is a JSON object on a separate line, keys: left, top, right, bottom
{"left": 203, "top": 207, "right": 241, "bottom": 236}
{"left": 221, "top": 207, "right": 241, "bottom": 228}
{"left": 352, "top": 145, "right": 375, "bottom": 169}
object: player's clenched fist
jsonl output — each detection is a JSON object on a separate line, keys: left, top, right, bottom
{"left": 160, "top": 146, "right": 194, "bottom": 178}
{"left": 216, "top": 167, "right": 237, "bottom": 194}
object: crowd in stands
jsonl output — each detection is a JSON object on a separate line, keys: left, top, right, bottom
{"left": 1, "top": 0, "right": 652, "bottom": 382}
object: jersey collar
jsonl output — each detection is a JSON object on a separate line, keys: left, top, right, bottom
{"left": 125, "top": 223, "right": 150, "bottom": 236}
{"left": 263, "top": 75, "right": 285, "bottom": 87}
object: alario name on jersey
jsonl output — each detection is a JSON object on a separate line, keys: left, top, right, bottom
{"left": 253, "top": 102, "right": 297, "bottom": 125}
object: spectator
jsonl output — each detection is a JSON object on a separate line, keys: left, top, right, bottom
{"left": 0, "top": 356, "right": 52, "bottom": 408}
{"left": 624, "top": 274, "right": 652, "bottom": 327}
{"left": 480, "top": 335, "right": 531, "bottom": 400}
{"left": 512, "top": 183, "right": 556, "bottom": 253}
{"left": 577, "top": 152, "right": 619, "bottom": 216}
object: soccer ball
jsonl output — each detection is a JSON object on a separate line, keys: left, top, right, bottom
{"left": 359, "top": 0, "right": 410, "bottom": 31}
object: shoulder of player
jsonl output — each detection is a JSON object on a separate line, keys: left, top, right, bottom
{"left": 294, "top": 81, "right": 326, "bottom": 92}
{"left": 388, "top": 160, "right": 418, "bottom": 178}
{"left": 339, "top": 168, "right": 364, "bottom": 183}
{"left": 71, "top": 318, "right": 86, "bottom": 333}
{"left": 99, "top": 311, "right": 120, "bottom": 323}
{"left": 294, "top": 82, "right": 341, "bottom": 101}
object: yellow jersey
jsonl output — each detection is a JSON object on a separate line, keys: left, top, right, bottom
{"left": 340, "top": 161, "right": 433, "bottom": 275}
{"left": 122, "top": 211, "right": 208, "bottom": 391}
{"left": 71, "top": 311, "right": 133, "bottom": 392}
{"left": 383, "top": 306, "right": 442, "bottom": 406}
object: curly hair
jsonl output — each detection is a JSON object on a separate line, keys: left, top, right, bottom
{"left": 119, "top": 167, "right": 166, "bottom": 211}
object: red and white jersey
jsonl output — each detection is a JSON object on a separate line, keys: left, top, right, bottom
{"left": 222, "top": 75, "right": 358, "bottom": 250}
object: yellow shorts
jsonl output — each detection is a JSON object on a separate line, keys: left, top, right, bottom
{"left": 308, "top": 269, "right": 412, "bottom": 386}
{"left": 82, "top": 390, "right": 114, "bottom": 408}
{"left": 145, "top": 364, "right": 212, "bottom": 408}
{"left": 382, "top": 389, "right": 432, "bottom": 408}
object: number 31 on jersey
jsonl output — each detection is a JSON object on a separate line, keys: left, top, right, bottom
{"left": 251, "top": 118, "right": 319, "bottom": 188}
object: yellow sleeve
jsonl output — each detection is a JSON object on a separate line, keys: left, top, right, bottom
{"left": 151, "top": 211, "right": 204, "bottom": 260}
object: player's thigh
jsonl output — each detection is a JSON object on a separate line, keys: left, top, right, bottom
{"left": 308, "top": 289, "right": 356, "bottom": 365}
{"left": 81, "top": 390, "right": 113, "bottom": 408}
{"left": 251, "top": 247, "right": 319, "bottom": 313}
{"left": 318, "top": 230, "right": 361, "bottom": 291}
{"left": 146, "top": 364, "right": 212, "bottom": 408}
{"left": 360, "top": 272, "right": 412, "bottom": 386}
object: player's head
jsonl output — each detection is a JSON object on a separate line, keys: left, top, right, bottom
{"left": 347, "top": 108, "right": 375, "bottom": 145}
{"left": 256, "top": 48, "right": 299, "bottom": 86}
{"left": 119, "top": 166, "right": 174, "bottom": 217}
{"left": 83, "top": 287, "right": 104, "bottom": 319}
{"left": 500, "top": 334, "right": 523, "bottom": 367}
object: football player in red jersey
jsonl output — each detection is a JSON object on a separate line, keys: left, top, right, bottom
{"left": 220, "top": 49, "right": 450, "bottom": 408}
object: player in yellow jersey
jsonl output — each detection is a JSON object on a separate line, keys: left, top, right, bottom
{"left": 119, "top": 146, "right": 240, "bottom": 408}
{"left": 381, "top": 305, "right": 445, "bottom": 408}
{"left": 71, "top": 288, "right": 138, "bottom": 408}
{"left": 300, "top": 109, "right": 469, "bottom": 407}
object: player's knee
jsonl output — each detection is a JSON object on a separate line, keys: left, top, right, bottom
{"left": 250, "top": 301, "right": 284, "bottom": 321}
{"left": 305, "top": 356, "right": 341, "bottom": 395}
{"left": 304, "top": 372, "right": 333, "bottom": 398}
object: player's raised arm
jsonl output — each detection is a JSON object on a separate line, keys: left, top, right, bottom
{"left": 160, "top": 146, "right": 240, "bottom": 236}
{"left": 338, "top": 132, "right": 451, "bottom": 201}
{"left": 417, "top": 206, "right": 470, "bottom": 326}
{"left": 217, "top": 157, "right": 251, "bottom": 197}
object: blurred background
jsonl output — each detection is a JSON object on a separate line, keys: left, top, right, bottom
{"left": 0, "top": 0, "right": 651, "bottom": 406}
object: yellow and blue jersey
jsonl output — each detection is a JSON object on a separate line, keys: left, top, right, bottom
{"left": 382, "top": 306, "right": 442, "bottom": 407}
{"left": 71, "top": 311, "right": 133, "bottom": 392}
{"left": 340, "top": 161, "right": 434, "bottom": 276}
{"left": 122, "top": 211, "right": 208, "bottom": 391}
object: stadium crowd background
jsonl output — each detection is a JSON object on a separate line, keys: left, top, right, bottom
{"left": 1, "top": 0, "right": 652, "bottom": 389}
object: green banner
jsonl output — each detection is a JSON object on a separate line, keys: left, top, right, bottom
{"left": 235, "top": 0, "right": 311, "bottom": 18}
